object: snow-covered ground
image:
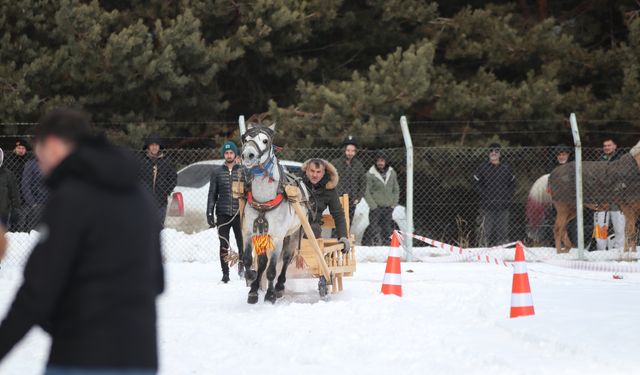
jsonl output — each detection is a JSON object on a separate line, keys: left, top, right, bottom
{"left": 1, "top": 255, "right": 639, "bottom": 374}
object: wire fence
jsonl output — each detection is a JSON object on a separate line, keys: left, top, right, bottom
{"left": 1, "top": 144, "right": 638, "bottom": 266}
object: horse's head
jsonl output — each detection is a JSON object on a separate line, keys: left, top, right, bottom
{"left": 241, "top": 122, "right": 276, "bottom": 169}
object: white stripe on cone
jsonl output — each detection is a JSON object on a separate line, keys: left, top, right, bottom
{"left": 511, "top": 292, "right": 534, "bottom": 308}
{"left": 513, "top": 262, "right": 528, "bottom": 274}
{"left": 382, "top": 273, "right": 402, "bottom": 286}
{"left": 388, "top": 247, "right": 402, "bottom": 258}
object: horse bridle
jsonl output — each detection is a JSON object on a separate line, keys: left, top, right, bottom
{"left": 241, "top": 126, "right": 276, "bottom": 172}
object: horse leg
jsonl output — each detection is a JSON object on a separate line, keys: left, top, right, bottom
{"left": 275, "top": 235, "right": 294, "bottom": 299}
{"left": 243, "top": 233, "right": 257, "bottom": 286}
{"left": 264, "top": 240, "right": 283, "bottom": 304}
{"left": 247, "top": 254, "right": 268, "bottom": 304}
{"left": 621, "top": 205, "right": 638, "bottom": 254}
{"left": 553, "top": 203, "right": 569, "bottom": 253}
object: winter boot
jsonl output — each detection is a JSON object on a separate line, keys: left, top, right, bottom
{"left": 220, "top": 249, "right": 230, "bottom": 283}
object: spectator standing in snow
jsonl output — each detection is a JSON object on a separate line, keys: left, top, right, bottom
{"left": 0, "top": 148, "right": 21, "bottom": 230}
{"left": 207, "top": 141, "right": 246, "bottom": 283}
{"left": 0, "top": 108, "right": 164, "bottom": 374}
{"left": 5, "top": 139, "right": 31, "bottom": 230}
{"left": 140, "top": 134, "right": 177, "bottom": 224}
{"left": 331, "top": 135, "right": 366, "bottom": 226}
{"left": 21, "top": 158, "right": 49, "bottom": 231}
{"left": 473, "top": 143, "right": 516, "bottom": 247}
{"left": 593, "top": 137, "right": 625, "bottom": 250}
{"left": 363, "top": 152, "right": 399, "bottom": 246}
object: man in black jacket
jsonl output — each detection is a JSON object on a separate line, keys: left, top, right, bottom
{"left": 207, "top": 141, "right": 245, "bottom": 283}
{"left": 4, "top": 139, "right": 30, "bottom": 231}
{"left": 331, "top": 136, "right": 366, "bottom": 225}
{"left": 301, "top": 159, "right": 350, "bottom": 253}
{"left": 473, "top": 143, "right": 516, "bottom": 247}
{"left": 0, "top": 108, "right": 164, "bottom": 374}
{"left": 0, "top": 148, "right": 21, "bottom": 230}
{"left": 140, "top": 134, "right": 177, "bottom": 225}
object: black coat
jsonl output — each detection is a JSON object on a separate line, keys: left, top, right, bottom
{"left": 301, "top": 160, "right": 348, "bottom": 239}
{"left": 207, "top": 163, "right": 246, "bottom": 220}
{"left": 331, "top": 156, "right": 366, "bottom": 204}
{"left": 473, "top": 162, "right": 516, "bottom": 211}
{"left": 0, "top": 167, "right": 20, "bottom": 216}
{"left": 0, "top": 140, "right": 164, "bottom": 370}
{"left": 140, "top": 152, "right": 177, "bottom": 208}
{"left": 4, "top": 152, "right": 30, "bottom": 194}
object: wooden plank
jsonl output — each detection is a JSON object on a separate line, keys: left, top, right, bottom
{"left": 286, "top": 187, "right": 332, "bottom": 282}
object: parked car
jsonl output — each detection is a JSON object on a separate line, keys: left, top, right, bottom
{"left": 164, "top": 160, "right": 303, "bottom": 233}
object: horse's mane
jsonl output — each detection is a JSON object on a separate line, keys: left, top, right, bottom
{"left": 247, "top": 112, "right": 274, "bottom": 127}
{"left": 630, "top": 140, "right": 640, "bottom": 157}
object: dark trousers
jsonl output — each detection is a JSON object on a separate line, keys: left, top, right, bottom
{"left": 217, "top": 214, "right": 243, "bottom": 274}
{"left": 478, "top": 209, "right": 510, "bottom": 247}
{"left": 364, "top": 207, "right": 394, "bottom": 246}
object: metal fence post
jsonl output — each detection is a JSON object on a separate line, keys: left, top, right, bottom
{"left": 570, "top": 113, "right": 585, "bottom": 260}
{"left": 400, "top": 116, "right": 414, "bottom": 261}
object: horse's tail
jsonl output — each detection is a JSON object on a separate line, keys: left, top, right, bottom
{"left": 526, "top": 174, "right": 552, "bottom": 242}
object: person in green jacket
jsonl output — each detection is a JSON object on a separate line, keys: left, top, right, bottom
{"left": 364, "top": 152, "right": 399, "bottom": 246}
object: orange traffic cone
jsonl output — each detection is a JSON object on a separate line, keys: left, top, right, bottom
{"left": 510, "top": 241, "right": 535, "bottom": 318}
{"left": 381, "top": 231, "right": 403, "bottom": 297}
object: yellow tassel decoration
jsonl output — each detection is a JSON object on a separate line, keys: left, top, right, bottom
{"left": 252, "top": 234, "right": 275, "bottom": 256}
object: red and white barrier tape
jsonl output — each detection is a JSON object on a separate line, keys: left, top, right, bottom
{"left": 398, "top": 231, "right": 515, "bottom": 267}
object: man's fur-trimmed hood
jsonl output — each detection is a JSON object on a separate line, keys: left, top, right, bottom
{"left": 301, "top": 159, "right": 339, "bottom": 189}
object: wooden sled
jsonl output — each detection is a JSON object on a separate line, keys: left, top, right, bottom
{"left": 286, "top": 186, "right": 357, "bottom": 297}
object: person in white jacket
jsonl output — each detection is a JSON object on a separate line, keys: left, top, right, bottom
{"left": 594, "top": 138, "right": 625, "bottom": 250}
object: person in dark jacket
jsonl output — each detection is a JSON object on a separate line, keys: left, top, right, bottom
{"left": 4, "top": 139, "right": 31, "bottom": 231}
{"left": 140, "top": 134, "right": 177, "bottom": 224}
{"left": 0, "top": 108, "right": 164, "bottom": 374}
{"left": 207, "top": 141, "right": 246, "bottom": 283}
{"left": 331, "top": 135, "right": 366, "bottom": 225}
{"left": 473, "top": 143, "right": 516, "bottom": 247}
{"left": 594, "top": 137, "right": 625, "bottom": 250}
{"left": 0, "top": 148, "right": 21, "bottom": 230}
{"left": 21, "top": 158, "right": 49, "bottom": 231}
{"left": 301, "top": 159, "right": 350, "bottom": 253}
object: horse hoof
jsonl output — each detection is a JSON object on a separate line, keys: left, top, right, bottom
{"left": 247, "top": 292, "right": 259, "bottom": 304}
{"left": 264, "top": 291, "right": 277, "bottom": 304}
{"left": 275, "top": 284, "right": 285, "bottom": 299}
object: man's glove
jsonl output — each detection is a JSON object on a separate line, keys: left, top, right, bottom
{"left": 339, "top": 237, "right": 351, "bottom": 254}
{"left": 207, "top": 214, "right": 216, "bottom": 228}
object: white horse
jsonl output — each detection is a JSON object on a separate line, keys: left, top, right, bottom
{"left": 240, "top": 121, "right": 305, "bottom": 304}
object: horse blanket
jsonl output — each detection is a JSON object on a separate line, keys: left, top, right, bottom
{"left": 549, "top": 153, "right": 640, "bottom": 205}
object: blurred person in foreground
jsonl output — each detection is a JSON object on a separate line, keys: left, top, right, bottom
{"left": 0, "top": 108, "right": 164, "bottom": 375}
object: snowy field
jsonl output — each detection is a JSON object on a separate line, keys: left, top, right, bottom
{"left": 1, "top": 254, "right": 640, "bottom": 374}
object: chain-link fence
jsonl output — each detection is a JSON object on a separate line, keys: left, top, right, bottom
{"left": 1, "top": 144, "right": 638, "bottom": 266}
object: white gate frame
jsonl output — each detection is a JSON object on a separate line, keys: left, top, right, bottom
{"left": 400, "top": 116, "right": 414, "bottom": 260}
{"left": 570, "top": 113, "right": 585, "bottom": 260}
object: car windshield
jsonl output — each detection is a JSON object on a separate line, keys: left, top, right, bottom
{"left": 177, "top": 164, "right": 215, "bottom": 188}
